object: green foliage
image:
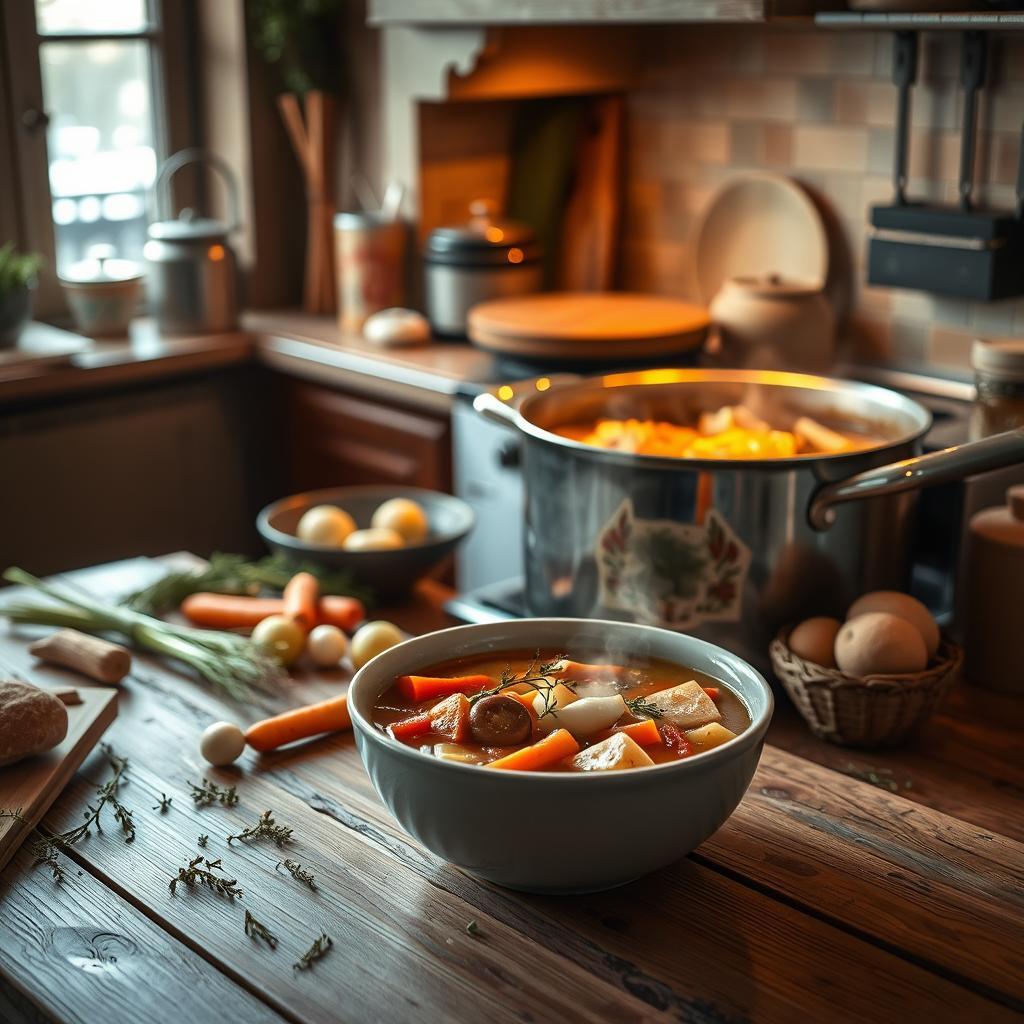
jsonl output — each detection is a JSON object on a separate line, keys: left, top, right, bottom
{"left": 248, "top": 0, "right": 345, "bottom": 96}
{"left": 0, "top": 243, "right": 42, "bottom": 298}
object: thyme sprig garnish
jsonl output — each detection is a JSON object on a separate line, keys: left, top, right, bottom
{"left": 197, "top": 834, "right": 209, "bottom": 848}
{"left": 189, "top": 779, "right": 239, "bottom": 807}
{"left": 625, "top": 695, "right": 664, "bottom": 720}
{"left": 244, "top": 909, "right": 278, "bottom": 948}
{"left": 293, "top": 932, "right": 332, "bottom": 971}
{"left": 227, "top": 810, "right": 293, "bottom": 848}
{"left": 277, "top": 858, "right": 316, "bottom": 889}
{"left": 1, "top": 746, "right": 136, "bottom": 882}
{"left": 468, "top": 651, "right": 571, "bottom": 718}
{"left": 153, "top": 793, "right": 172, "bottom": 813}
{"left": 170, "top": 855, "right": 243, "bottom": 898}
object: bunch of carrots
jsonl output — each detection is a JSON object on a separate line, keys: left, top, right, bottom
{"left": 199, "top": 572, "right": 364, "bottom": 754}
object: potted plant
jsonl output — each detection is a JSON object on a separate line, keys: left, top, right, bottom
{"left": 248, "top": 0, "right": 344, "bottom": 315}
{"left": 0, "top": 243, "right": 42, "bottom": 347}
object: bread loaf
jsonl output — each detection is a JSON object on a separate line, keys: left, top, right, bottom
{"left": 0, "top": 680, "right": 68, "bottom": 768}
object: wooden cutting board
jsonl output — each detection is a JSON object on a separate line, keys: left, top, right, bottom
{"left": 467, "top": 292, "right": 709, "bottom": 361}
{"left": 0, "top": 685, "right": 118, "bottom": 871}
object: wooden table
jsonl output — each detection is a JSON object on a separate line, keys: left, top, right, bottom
{"left": 0, "top": 555, "right": 1021, "bottom": 1024}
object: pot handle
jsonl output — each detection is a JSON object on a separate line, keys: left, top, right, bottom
{"left": 473, "top": 390, "right": 521, "bottom": 431}
{"left": 809, "top": 426, "right": 1024, "bottom": 530}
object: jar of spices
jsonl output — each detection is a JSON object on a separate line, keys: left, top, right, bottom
{"left": 964, "top": 485, "right": 1024, "bottom": 693}
{"left": 970, "top": 339, "right": 1024, "bottom": 440}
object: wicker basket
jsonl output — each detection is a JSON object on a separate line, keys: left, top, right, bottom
{"left": 769, "top": 627, "right": 963, "bottom": 748}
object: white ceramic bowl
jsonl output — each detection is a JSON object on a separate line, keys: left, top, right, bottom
{"left": 349, "top": 618, "right": 773, "bottom": 893}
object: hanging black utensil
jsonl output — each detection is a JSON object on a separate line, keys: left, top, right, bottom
{"left": 868, "top": 30, "right": 1024, "bottom": 301}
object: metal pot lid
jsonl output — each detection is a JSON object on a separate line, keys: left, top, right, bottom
{"left": 425, "top": 199, "right": 540, "bottom": 266}
{"left": 972, "top": 338, "right": 1024, "bottom": 380}
{"left": 60, "top": 253, "right": 144, "bottom": 284}
{"left": 148, "top": 208, "right": 230, "bottom": 242}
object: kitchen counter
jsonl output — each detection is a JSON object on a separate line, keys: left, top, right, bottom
{"left": 0, "top": 313, "right": 508, "bottom": 412}
{"left": 0, "top": 554, "right": 1021, "bottom": 1024}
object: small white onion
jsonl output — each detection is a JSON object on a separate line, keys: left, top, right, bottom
{"left": 199, "top": 721, "right": 245, "bottom": 766}
{"left": 307, "top": 624, "right": 349, "bottom": 668}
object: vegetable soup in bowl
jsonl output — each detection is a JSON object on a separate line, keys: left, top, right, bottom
{"left": 348, "top": 618, "right": 773, "bottom": 893}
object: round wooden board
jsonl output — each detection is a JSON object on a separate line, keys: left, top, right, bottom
{"left": 467, "top": 292, "right": 709, "bottom": 361}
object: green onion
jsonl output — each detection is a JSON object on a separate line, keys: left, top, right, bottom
{"left": 3, "top": 567, "right": 283, "bottom": 700}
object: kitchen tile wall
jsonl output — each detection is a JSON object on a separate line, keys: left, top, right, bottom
{"left": 622, "top": 27, "right": 1024, "bottom": 378}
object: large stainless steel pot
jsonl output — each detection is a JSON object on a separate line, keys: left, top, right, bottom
{"left": 474, "top": 369, "right": 1024, "bottom": 667}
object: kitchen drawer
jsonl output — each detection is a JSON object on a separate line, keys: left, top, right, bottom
{"left": 284, "top": 380, "right": 452, "bottom": 492}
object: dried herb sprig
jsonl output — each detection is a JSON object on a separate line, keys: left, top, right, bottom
{"left": 228, "top": 811, "right": 293, "bottom": 848}
{"left": 189, "top": 779, "right": 239, "bottom": 807}
{"left": 469, "top": 652, "right": 571, "bottom": 718}
{"left": 293, "top": 932, "right": 332, "bottom": 971}
{"left": 276, "top": 858, "right": 316, "bottom": 889}
{"left": 244, "top": 909, "right": 278, "bottom": 948}
{"left": 3, "top": 746, "right": 136, "bottom": 882}
{"left": 170, "top": 855, "right": 243, "bottom": 898}
{"left": 839, "top": 762, "right": 913, "bottom": 794}
{"left": 197, "top": 834, "right": 209, "bottom": 848}
{"left": 153, "top": 793, "right": 172, "bottom": 813}
{"left": 625, "top": 695, "right": 664, "bottom": 720}
{"left": 466, "top": 919, "right": 480, "bottom": 936}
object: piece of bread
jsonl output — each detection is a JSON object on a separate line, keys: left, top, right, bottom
{"left": 0, "top": 679, "right": 69, "bottom": 768}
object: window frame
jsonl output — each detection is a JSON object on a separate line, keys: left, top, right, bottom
{"left": 0, "top": 0, "right": 200, "bottom": 319}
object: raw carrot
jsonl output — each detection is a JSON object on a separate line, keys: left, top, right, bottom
{"left": 397, "top": 674, "right": 494, "bottom": 702}
{"left": 245, "top": 694, "right": 351, "bottom": 751}
{"left": 180, "top": 593, "right": 365, "bottom": 631}
{"left": 283, "top": 572, "right": 319, "bottom": 632}
{"left": 389, "top": 712, "right": 434, "bottom": 741}
{"left": 487, "top": 729, "right": 579, "bottom": 771}
{"left": 703, "top": 686, "right": 720, "bottom": 701}
{"left": 616, "top": 718, "right": 662, "bottom": 746}
{"left": 319, "top": 595, "right": 365, "bottom": 631}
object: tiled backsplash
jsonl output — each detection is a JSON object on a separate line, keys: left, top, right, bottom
{"left": 622, "top": 27, "right": 1024, "bottom": 378}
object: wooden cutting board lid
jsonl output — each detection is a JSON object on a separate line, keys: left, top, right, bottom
{"left": 467, "top": 292, "right": 710, "bottom": 360}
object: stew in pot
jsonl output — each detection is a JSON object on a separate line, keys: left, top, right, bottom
{"left": 371, "top": 650, "right": 751, "bottom": 772}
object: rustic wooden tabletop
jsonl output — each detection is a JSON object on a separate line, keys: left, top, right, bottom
{"left": 0, "top": 554, "right": 1021, "bottom": 1024}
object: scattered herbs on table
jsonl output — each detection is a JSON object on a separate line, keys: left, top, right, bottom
{"left": 293, "top": 932, "right": 332, "bottom": 971}
{"left": 228, "top": 810, "right": 293, "bottom": 848}
{"left": 153, "top": 793, "right": 172, "bottom": 813}
{"left": 244, "top": 909, "right": 278, "bottom": 949}
{"left": 170, "top": 855, "right": 243, "bottom": 898}
{"left": 625, "top": 695, "right": 664, "bottom": 720}
{"left": 197, "top": 834, "right": 209, "bottom": 848}
{"left": 470, "top": 652, "right": 570, "bottom": 718}
{"left": 839, "top": 762, "right": 914, "bottom": 794}
{"left": 466, "top": 920, "right": 480, "bottom": 937}
{"left": 2, "top": 566, "right": 284, "bottom": 701}
{"left": 276, "top": 858, "right": 316, "bottom": 889}
{"left": 189, "top": 778, "right": 239, "bottom": 807}
{"left": 123, "top": 552, "right": 372, "bottom": 616}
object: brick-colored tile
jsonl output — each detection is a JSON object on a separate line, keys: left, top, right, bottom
{"left": 761, "top": 124, "right": 793, "bottom": 167}
{"left": 793, "top": 125, "right": 868, "bottom": 173}
{"left": 929, "top": 327, "right": 977, "bottom": 372}
{"left": 797, "top": 80, "right": 834, "bottom": 124}
{"left": 763, "top": 32, "right": 830, "bottom": 76}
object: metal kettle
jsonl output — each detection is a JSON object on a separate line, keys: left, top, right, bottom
{"left": 145, "top": 149, "right": 241, "bottom": 334}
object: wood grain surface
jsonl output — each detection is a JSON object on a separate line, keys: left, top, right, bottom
{"left": 0, "top": 554, "right": 1022, "bottom": 1024}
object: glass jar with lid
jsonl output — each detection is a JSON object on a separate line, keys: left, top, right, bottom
{"left": 970, "top": 338, "right": 1024, "bottom": 440}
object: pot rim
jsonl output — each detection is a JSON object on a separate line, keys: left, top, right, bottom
{"left": 504, "top": 368, "right": 932, "bottom": 470}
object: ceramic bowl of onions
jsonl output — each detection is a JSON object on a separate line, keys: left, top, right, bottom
{"left": 769, "top": 590, "right": 963, "bottom": 748}
{"left": 257, "top": 486, "right": 474, "bottom": 600}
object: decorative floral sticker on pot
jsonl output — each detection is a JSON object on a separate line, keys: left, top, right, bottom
{"left": 596, "top": 499, "right": 750, "bottom": 630}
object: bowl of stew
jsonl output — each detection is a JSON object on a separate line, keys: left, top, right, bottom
{"left": 348, "top": 618, "right": 773, "bottom": 893}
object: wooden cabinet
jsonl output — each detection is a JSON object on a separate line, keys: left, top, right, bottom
{"left": 284, "top": 379, "right": 452, "bottom": 492}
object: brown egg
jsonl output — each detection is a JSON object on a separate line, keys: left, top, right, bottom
{"left": 835, "top": 612, "right": 928, "bottom": 678}
{"left": 788, "top": 616, "right": 841, "bottom": 667}
{"left": 847, "top": 590, "right": 939, "bottom": 657}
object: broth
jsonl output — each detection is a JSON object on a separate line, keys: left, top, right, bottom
{"left": 371, "top": 648, "right": 752, "bottom": 772}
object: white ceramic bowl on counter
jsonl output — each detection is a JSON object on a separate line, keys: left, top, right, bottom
{"left": 348, "top": 618, "right": 773, "bottom": 894}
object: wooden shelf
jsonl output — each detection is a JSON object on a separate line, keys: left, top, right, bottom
{"left": 815, "top": 10, "right": 1024, "bottom": 28}
{"left": 369, "top": 0, "right": 774, "bottom": 26}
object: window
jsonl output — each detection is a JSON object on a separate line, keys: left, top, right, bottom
{"left": 1, "top": 0, "right": 196, "bottom": 314}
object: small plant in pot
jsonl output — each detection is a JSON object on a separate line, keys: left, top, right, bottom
{"left": 0, "top": 243, "right": 42, "bottom": 347}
